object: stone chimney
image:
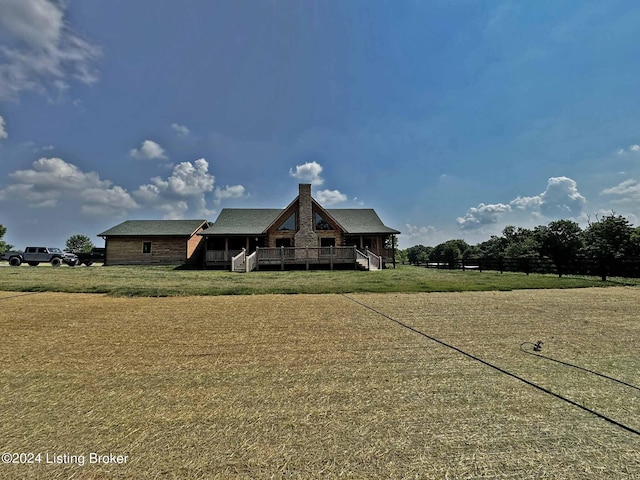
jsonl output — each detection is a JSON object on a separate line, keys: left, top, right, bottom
{"left": 294, "top": 184, "right": 318, "bottom": 253}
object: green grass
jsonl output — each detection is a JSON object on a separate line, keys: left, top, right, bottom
{"left": 0, "top": 264, "right": 622, "bottom": 296}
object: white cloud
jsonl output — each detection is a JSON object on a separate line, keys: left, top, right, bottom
{"left": 0, "top": 157, "right": 138, "bottom": 215}
{"left": 616, "top": 144, "right": 640, "bottom": 155}
{"left": 316, "top": 189, "right": 347, "bottom": 205}
{"left": 457, "top": 203, "right": 512, "bottom": 230}
{"left": 171, "top": 123, "right": 190, "bottom": 136}
{"left": 512, "top": 176, "right": 586, "bottom": 217}
{"left": 289, "top": 161, "right": 324, "bottom": 185}
{"left": 130, "top": 140, "right": 168, "bottom": 160}
{"left": 214, "top": 185, "right": 246, "bottom": 205}
{"left": 601, "top": 178, "right": 640, "bottom": 203}
{"left": 457, "top": 176, "right": 587, "bottom": 231}
{"left": 0, "top": 115, "right": 7, "bottom": 139}
{"left": 0, "top": 0, "right": 101, "bottom": 101}
{"left": 403, "top": 224, "right": 441, "bottom": 246}
{"left": 134, "top": 158, "right": 216, "bottom": 219}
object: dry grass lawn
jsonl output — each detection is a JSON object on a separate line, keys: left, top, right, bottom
{"left": 0, "top": 288, "right": 638, "bottom": 479}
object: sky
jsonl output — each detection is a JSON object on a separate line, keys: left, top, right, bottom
{"left": 1, "top": 0, "right": 640, "bottom": 250}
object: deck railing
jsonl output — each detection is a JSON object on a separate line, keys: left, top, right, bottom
{"left": 206, "top": 249, "right": 242, "bottom": 263}
{"left": 206, "top": 246, "right": 383, "bottom": 270}
{"left": 366, "top": 249, "right": 382, "bottom": 270}
{"left": 355, "top": 249, "right": 369, "bottom": 270}
{"left": 231, "top": 249, "right": 246, "bottom": 272}
{"left": 245, "top": 251, "right": 257, "bottom": 272}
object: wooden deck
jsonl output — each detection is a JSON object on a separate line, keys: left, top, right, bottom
{"left": 205, "top": 246, "right": 385, "bottom": 271}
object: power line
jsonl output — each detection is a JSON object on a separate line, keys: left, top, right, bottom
{"left": 343, "top": 294, "right": 640, "bottom": 437}
{"left": 520, "top": 341, "right": 640, "bottom": 392}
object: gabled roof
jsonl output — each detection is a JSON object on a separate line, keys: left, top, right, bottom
{"left": 327, "top": 209, "right": 401, "bottom": 234}
{"left": 202, "top": 209, "right": 282, "bottom": 235}
{"left": 99, "top": 219, "right": 208, "bottom": 237}
{"left": 200, "top": 208, "right": 400, "bottom": 236}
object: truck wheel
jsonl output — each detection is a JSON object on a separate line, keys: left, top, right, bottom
{"left": 9, "top": 257, "right": 22, "bottom": 267}
{"left": 28, "top": 262, "right": 40, "bottom": 267}
{"left": 50, "top": 258, "right": 62, "bottom": 267}
{"left": 84, "top": 261, "right": 94, "bottom": 267}
{"left": 67, "top": 260, "right": 77, "bottom": 267}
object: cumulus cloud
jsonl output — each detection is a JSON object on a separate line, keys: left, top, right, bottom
{"left": 512, "top": 176, "right": 586, "bottom": 217}
{"left": 457, "top": 203, "right": 512, "bottom": 230}
{"left": 0, "top": 115, "right": 7, "bottom": 139}
{"left": 289, "top": 161, "right": 324, "bottom": 185}
{"left": 0, "top": 0, "right": 101, "bottom": 100}
{"left": 214, "top": 185, "right": 246, "bottom": 205}
{"left": 130, "top": 140, "right": 168, "bottom": 160}
{"left": 0, "top": 157, "right": 138, "bottom": 214}
{"left": 171, "top": 123, "right": 190, "bottom": 136}
{"left": 134, "top": 158, "right": 220, "bottom": 219}
{"left": 457, "top": 176, "right": 587, "bottom": 230}
{"left": 316, "top": 189, "right": 347, "bottom": 205}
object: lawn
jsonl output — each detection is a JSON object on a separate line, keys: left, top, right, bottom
{"left": 0, "top": 288, "right": 638, "bottom": 478}
{"left": 0, "top": 263, "right": 621, "bottom": 296}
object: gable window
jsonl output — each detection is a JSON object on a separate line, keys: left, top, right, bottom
{"left": 315, "top": 213, "right": 333, "bottom": 230}
{"left": 277, "top": 212, "right": 296, "bottom": 231}
{"left": 142, "top": 242, "right": 152, "bottom": 254}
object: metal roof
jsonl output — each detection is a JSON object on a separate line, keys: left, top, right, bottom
{"left": 99, "top": 219, "right": 208, "bottom": 237}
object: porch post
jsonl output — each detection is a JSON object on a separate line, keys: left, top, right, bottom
{"left": 330, "top": 245, "right": 334, "bottom": 270}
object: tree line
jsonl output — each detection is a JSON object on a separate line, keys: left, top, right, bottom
{"left": 398, "top": 214, "right": 640, "bottom": 280}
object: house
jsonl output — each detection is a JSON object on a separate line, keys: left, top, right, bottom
{"left": 98, "top": 219, "right": 208, "bottom": 266}
{"left": 200, "top": 184, "right": 400, "bottom": 270}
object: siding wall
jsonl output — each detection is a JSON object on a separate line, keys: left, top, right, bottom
{"left": 106, "top": 237, "right": 190, "bottom": 265}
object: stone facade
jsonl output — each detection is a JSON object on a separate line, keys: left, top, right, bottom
{"left": 294, "top": 184, "right": 319, "bottom": 259}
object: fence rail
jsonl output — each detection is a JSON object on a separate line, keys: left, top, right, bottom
{"left": 421, "top": 256, "right": 640, "bottom": 279}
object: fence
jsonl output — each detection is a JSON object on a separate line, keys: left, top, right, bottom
{"left": 423, "top": 257, "right": 640, "bottom": 280}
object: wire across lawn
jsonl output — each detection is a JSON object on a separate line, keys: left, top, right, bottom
{"left": 0, "top": 287, "right": 638, "bottom": 478}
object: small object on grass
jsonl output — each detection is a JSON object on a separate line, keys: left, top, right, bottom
{"left": 533, "top": 340, "right": 544, "bottom": 352}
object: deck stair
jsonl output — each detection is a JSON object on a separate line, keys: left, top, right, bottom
{"left": 355, "top": 248, "right": 382, "bottom": 271}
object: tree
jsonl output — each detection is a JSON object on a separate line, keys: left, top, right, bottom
{"left": 0, "top": 224, "right": 13, "bottom": 254}
{"left": 65, "top": 234, "right": 94, "bottom": 254}
{"left": 582, "top": 214, "right": 634, "bottom": 280}
{"left": 431, "top": 239, "right": 470, "bottom": 269}
{"left": 474, "top": 235, "right": 507, "bottom": 258}
{"left": 534, "top": 220, "right": 582, "bottom": 277}
{"left": 502, "top": 226, "right": 539, "bottom": 258}
{"left": 406, "top": 245, "right": 431, "bottom": 265}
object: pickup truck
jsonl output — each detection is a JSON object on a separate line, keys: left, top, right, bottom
{"left": 1, "top": 247, "right": 79, "bottom": 267}
{"left": 76, "top": 247, "right": 105, "bottom": 266}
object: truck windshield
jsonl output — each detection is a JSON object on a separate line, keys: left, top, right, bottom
{"left": 49, "top": 248, "right": 62, "bottom": 253}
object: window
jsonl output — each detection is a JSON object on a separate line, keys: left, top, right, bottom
{"left": 277, "top": 212, "right": 296, "bottom": 231}
{"left": 315, "top": 213, "right": 333, "bottom": 230}
{"left": 142, "top": 242, "right": 152, "bottom": 254}
{"left": 276, "top": 238, "right": 292, "bottom": 248}
{"left": 320, "top": 237, "right": 335, "bottom": 247}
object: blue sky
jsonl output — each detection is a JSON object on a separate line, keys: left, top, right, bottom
{"left": 2, "top": 0, "right": 640, "bottom": 249}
